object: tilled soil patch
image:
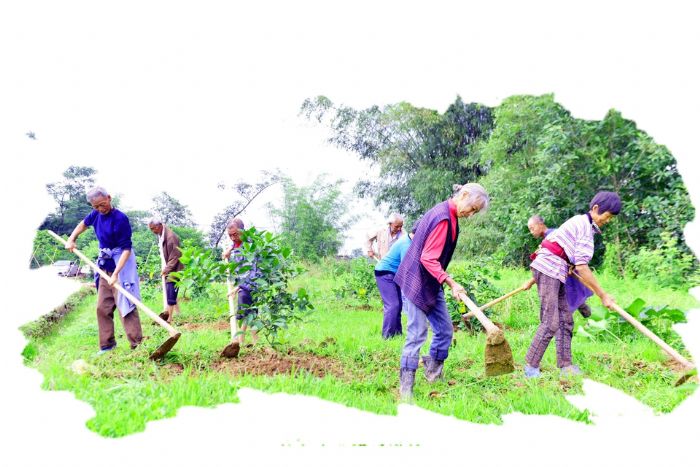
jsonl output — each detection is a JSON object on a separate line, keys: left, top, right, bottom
{"left": 213, "top": 347, "right": 348, "bottom": 380}
{"left": 663, "top": 357, "right": 694, "bottom": 373}
{"left": 180, "top": 321, "right": 230, "bottom": 332}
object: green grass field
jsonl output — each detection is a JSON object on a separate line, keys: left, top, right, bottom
{"left": 21, "top": 262, "right": 698, "bottom": 437}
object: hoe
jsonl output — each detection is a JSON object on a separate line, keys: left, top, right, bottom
{"left": 48, "top": 230, "right": 182, "bottom": 360}
{"left": 459, "top": 292, "right": 516, "bottom": 377}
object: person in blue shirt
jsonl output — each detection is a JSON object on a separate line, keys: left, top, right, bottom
{"left": 374, "top": 229, "right": 413, "bottom": 339}
{"left": 65, "top": 187, "right": 143, "bottom": 354}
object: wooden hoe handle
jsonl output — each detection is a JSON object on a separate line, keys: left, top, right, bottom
{"left": 225, "top": 258, "right": 239, "bottom": 341}
{"left": 462, "top": 285, "right": 528, "bottom": 319}
{"left": 571, "top": 270, "right": 694, "bottom": 370}
{"left": 47, "top": 230, "right": 180, "bottom": 337}
{"left": 459, "top": 293, "right": 500, "bottom": 335}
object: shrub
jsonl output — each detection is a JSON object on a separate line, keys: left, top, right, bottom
{"left": 625, "top": 232, "right": 699, "bottom": 290}
{"left": 446, "top": 260, "right": 503, "bottom": 330}
{"left": 332, "top": 257, "right": 379, "bottom": 306}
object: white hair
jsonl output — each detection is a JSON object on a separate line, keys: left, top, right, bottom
{"left": 387, "top": 212, "right": 403, "bottom": 224}
{"left": 453, "top": 183, "right": 490, "bottom": 212}
{"left": 147, "top": 216, "right": 163, "bottom": 226}
{"left": 227, "top": 218, "right": 245, "bottom": 230}
{"left": 86, "top": 186, "right": 109, "bottom": 202}
{"left": 528, "top": 214, "right": 545, "bottom": 226}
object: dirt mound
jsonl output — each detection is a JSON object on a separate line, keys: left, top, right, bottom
{"left": 180, "top": 321, "right": 230, "bottom": 332}
{"left": 663, "top": 357, "right": 693, "bottom": 373}
{"left": 213, "top": 347, "right": 347, "bottom": 379}
{"left": 165, "top": 363, "right": 184, "bottom": 374}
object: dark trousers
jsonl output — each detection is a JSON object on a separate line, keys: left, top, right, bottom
{"left": 525, "top": 269, "right": 574, "bottom": 368}
{"left": 236, "top": 287, "right": 256, "bottom": 320}
{"left": 96, "top": 275, "right": 143, "bottom": 350}
{"left": 375, "top": 271, "right": 403, "bottom": 338}
{"left": 165, "top": 281, "right": 179, "bottom": 306}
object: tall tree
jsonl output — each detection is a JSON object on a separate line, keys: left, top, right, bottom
{"left": 301, "top": 96, "right": 493, "bottom": 222}
{"left": 269, "top": 176, "right": 355, "bottom": 260}
{"left": 475, "top": 94, "right": 695, "bottom": 266}
{"left": 40, "top": 166, "right": 97, "bottom": 234}
{"left": 151, "top": 192, "right": 196, "bottom": 228}
{"left": 303, "top": 93, "right": 695, "bottom": 269}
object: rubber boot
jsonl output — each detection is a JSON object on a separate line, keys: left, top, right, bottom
{"left": 421, "top": 355, "right": 445, "bottom": 383}
{"left": 399, "top": 368, "right": 416, "bottom": 403}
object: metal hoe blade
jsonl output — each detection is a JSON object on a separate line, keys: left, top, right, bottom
{"left": 221, "top": 341, "right": 241, "bottom": 359}
{"left": 149, "top": 333, "right": 181, "bottom": 360}
{"left": 484, "top": 328, "right": 515, "bottom": 377}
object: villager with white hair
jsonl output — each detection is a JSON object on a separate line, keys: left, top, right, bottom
{"left": 394, "top": 183, "right": 490, "bottom": 401}
{"left": 148, "top": 217, "right": 184, "bottom": 323}
{"left": 222, "top": 218, "right": 260, "bottom": 346}
{"left": 366, "top": 212, "right": 406, "bottom": 260}
{"left": 64, "top": 187, "right": 143, "bottom": 354}
{"left": 527, "top": 214, "right": 554, "bottom": 239}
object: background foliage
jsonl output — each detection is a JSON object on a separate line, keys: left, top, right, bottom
{"left": 302, "top": 94, "right": 697, "bottom": 284}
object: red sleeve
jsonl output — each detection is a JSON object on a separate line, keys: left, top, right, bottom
{"left": 420, "top": 220, "right": 449, "bottom": 283}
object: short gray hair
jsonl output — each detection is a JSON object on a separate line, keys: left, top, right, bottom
{"left": 147, "top": 216, "right": 163, "bottom": 226}
{"left": 227, "top": 217, "right": 245, "bottom": 230}
{"left": 453, "top": 183, "right": 490, "bottom": 212}
{"left": 387, "top": 212, "right": 403, "bottom": 224}
{"left": 528, "top": 214, "right": 545, "bottom": 225}
{"left": 86, "top": 186, "right": 109, "bottom": 203}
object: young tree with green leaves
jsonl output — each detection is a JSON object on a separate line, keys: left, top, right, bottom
{"left": 269, "top": 176, "right": 355, "bottom": 261}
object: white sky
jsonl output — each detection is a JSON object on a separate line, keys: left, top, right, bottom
{"left": 1, "top": 1, "right": 699, "bottom": 466}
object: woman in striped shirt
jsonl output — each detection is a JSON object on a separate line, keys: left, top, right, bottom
{"left": 522, "top": 191, "right": 622, "bottom": 378}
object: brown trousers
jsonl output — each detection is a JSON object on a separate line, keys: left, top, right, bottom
{"left": 96, "top": 275, "right": 143, "bottom": 350}
{"left": 525, "top": 269, "right": 574, "bottom": 368}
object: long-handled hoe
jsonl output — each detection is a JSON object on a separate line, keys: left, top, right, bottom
{"left": 571, "top": 270, "right": 695, "bottom": 385}
{"left": 461, "top": 280, "right": 533, "bottom": 322}
{"left": 459, "top": 292, "right": 515, "bottom": 376}
{"left": 221, "top": 258, "right": 240, "bottom": 358}
{"left": 47, "top": 230, "right": 182, "bottom": 360}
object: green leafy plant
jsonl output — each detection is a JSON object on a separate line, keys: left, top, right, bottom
{"left": 235, "top": 227, "right": 314, "bottom": 347}
{"left": 626, "top": 231, "right": 699, "bottom": 290}
{"left": 332, "top": 257, "right": 378, "bottom": 306}
{"left": 577, "top": 297, "right": 688, "bottom": 349}
{"left": 446, "top": 260, "right": 503, "bottom": 330}
{"left": 170, "top": 242, "right": 229, "bottom": 299}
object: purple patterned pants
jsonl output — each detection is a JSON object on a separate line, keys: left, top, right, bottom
{"left": 525, "top": 268, "right": 574, "bottom": 368}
